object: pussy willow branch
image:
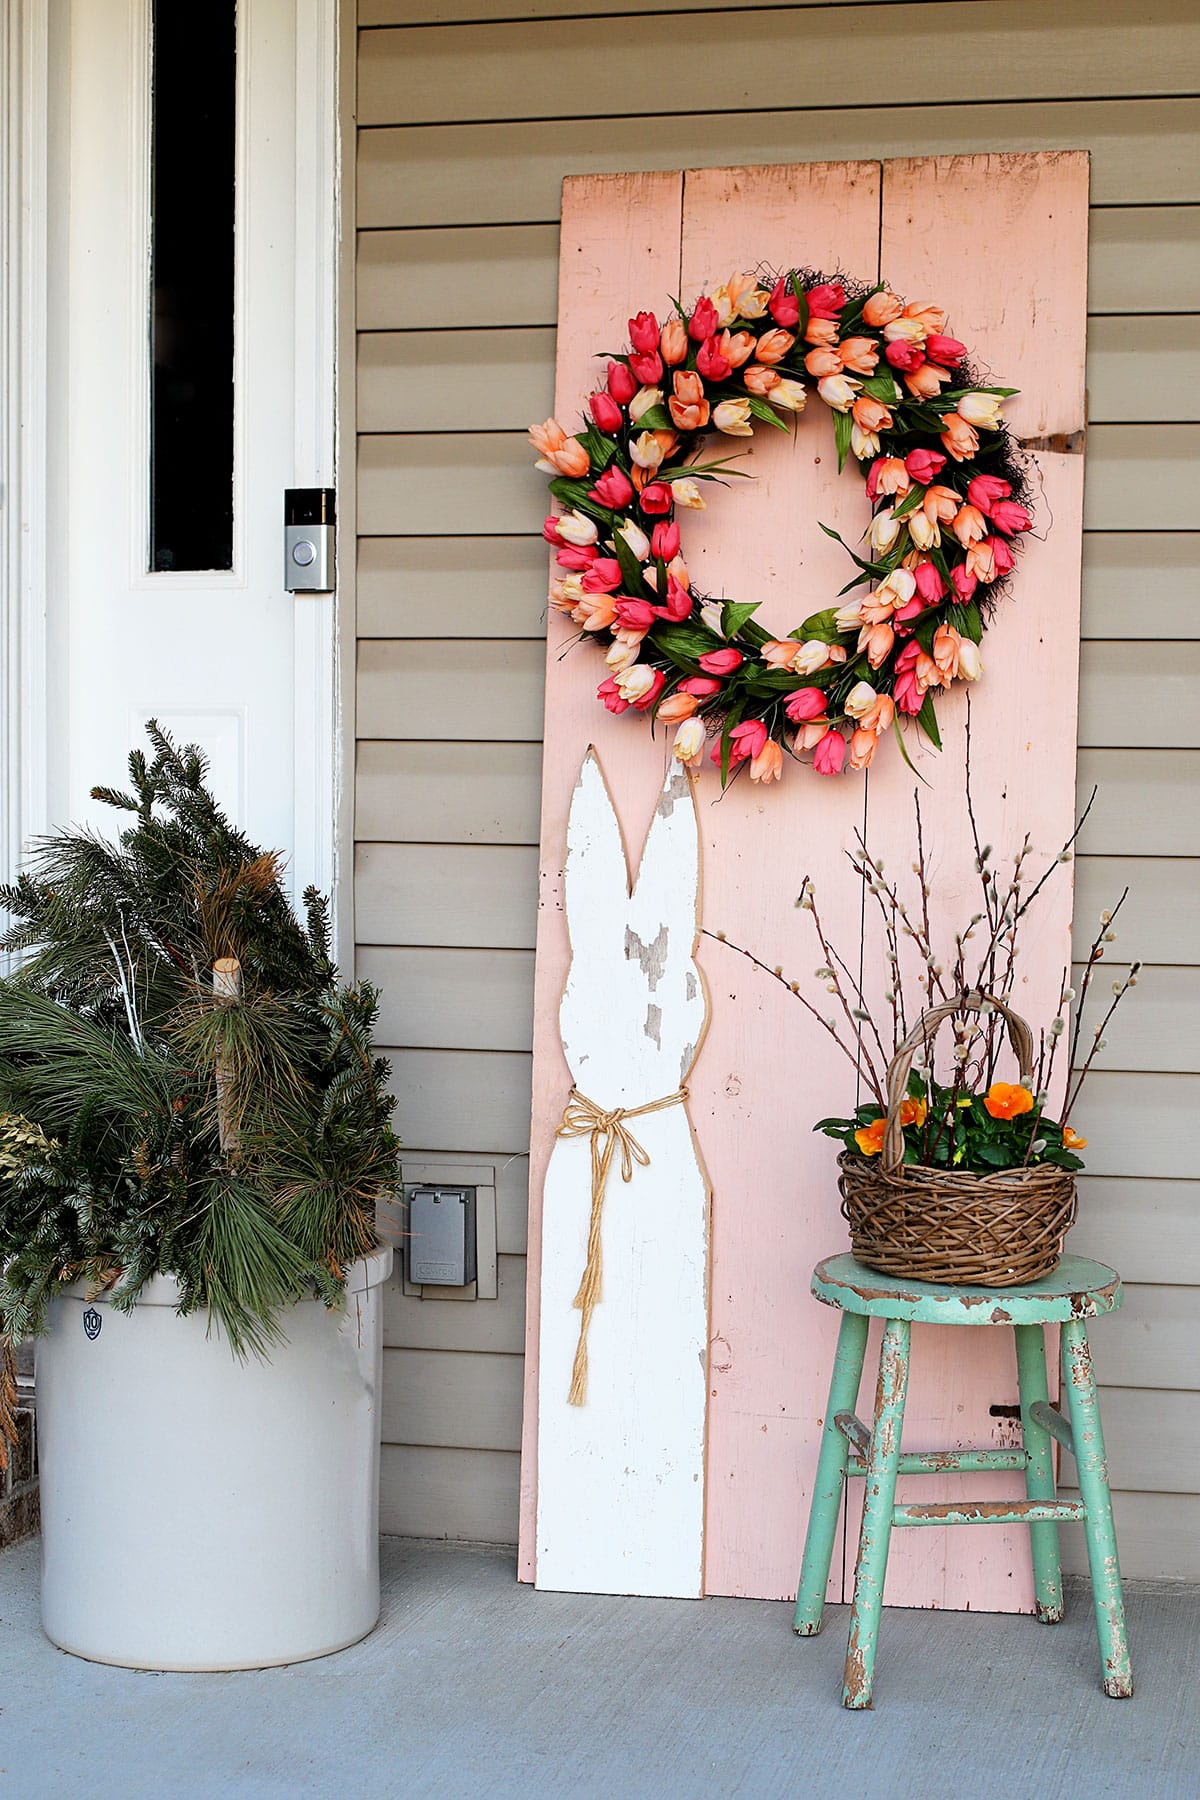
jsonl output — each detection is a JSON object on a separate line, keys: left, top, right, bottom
{"left": 793, "top": 891, "right": 887, "bottom": 1101}
{"left": 701, "top": 928, "right": 885, "bottom": 1105}
{"left": 1064, "top": 959, "right": 1140, "bottom": 1125}
{"left": 1068, "top": 888, "right": 1130, "bottom": 1077}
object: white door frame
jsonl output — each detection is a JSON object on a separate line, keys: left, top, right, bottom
{"left": 1, "top": 0, "right": 50, "bottom": 928}
{"left": 1, "top": 0, "right": 343, "bottom": 944}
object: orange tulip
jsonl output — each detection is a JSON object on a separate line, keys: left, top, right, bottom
{"left": 656, "top": 690, "right": 699, "bottom": 723}
{"left": 859, "top": 692, "right": 895, "bottom": 734}
{"left": 903, "top": 301, "right": 947, "bottom": 336}
{"left": 659, "top": 317, "right": 689, "bottom": 365}
{"left": 837, "top": 336, "right": 880, "bottom": 375}
{"left": 804, "top": 317, "right": 839, "bottom": 347}
{"left": 805, "top": 346, "right": 844, "bottom": 378}
{"left": 923, "top": 484, "right": 962, "bottom": 525}
{"left": 940, "top": 411, "right": 980, "bottom": 462}
{"left": 905, "top": 362, "right": 952, "bottom": 400}
{"left": 862, "top": 290, "right": 904, "bottom": 328}
{"left": 744, "top": 364, "right": 781, "bottom": 395}
{"left": 852, "top": 395, "right": 893, "bottom": 433}
{"left": 951, "top": 503, "right": 989, "bottom": 548}
{"left": 857, "top": 621, "right": 895, "bottom": 668}
{"left": 749, "top": 738, "right": 784, "bottom": 783}
{"left": 984, "top": 1083, "right": 1035, "bottom": 1121}
{"left": 718, "top": 329, "right": 757, "bottom": 369}
{"left": 854, "top": 1117, "right": 887, "bottom": 1155}
{"left": 754, "top": 328, "right": 796, "bottom": 366}
{"left": 848, "top": 727, "right": 878, "bottom": 770}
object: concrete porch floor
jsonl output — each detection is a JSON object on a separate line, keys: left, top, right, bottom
{"left": 0, "top": 1536, "right": 1196, "bottom": 1798}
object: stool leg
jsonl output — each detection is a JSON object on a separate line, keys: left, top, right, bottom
{"left": 794, "top": 1309, "right": 869, "bottom": 1636}
{"left": 842, "top": 1316, "right": 910, "bottom": 1710}
{"left": 1014, "top": 1322, "right": 1064, "bottom": 1623}
{"left": 1061, "top": 1319, "right": 1133, "bottom": 1698}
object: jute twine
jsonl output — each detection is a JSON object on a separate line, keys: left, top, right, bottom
{"left": 556, "top": 1084, "right": 688, "bottom": 1406}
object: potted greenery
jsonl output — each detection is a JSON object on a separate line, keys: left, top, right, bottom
{"left": 709, "top": 766, "right": 1136, "bottom": 1287}
{"left": 0, "top": 724, "right": 399, "bottom": 1669}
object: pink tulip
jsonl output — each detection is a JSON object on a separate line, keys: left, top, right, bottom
{"left": 689, "top": 296, "right": 719, "bottom": 342}
{"left": 885, "top": 340, "right": 925, "bottom": 373}
{"left": 784, "top": 687, "right": 828, "bottom": 723}
{"left": 837, "top": 336, "right": 880, "bottom": 375}
{"left": 699, "top": 647, "right": 744, "bottom": 676}
{"left": 651, "top": 521, "right": 680, "bottom": 560}
{"left": 991, "top": 535, "right": 1016, "bottom": 575}
{"left": 629, "top": 350, "right": 664, "bottom": 386}
{"left": 607, "top": 361, "right": 638, "bottom": 405}
{"left": 655, "top": 576, "right": 693, "bottom": 623}
{"left": 913, "top": 559, "right": 947, "bottom": 604}
{"left": 891, "top": 595, "right": 923, "bottom": 630}
{"left": 696, "top": 337, "right": 732, "bottom": 381}
{"left": 589, "top": 466, "right": 633, "bottom": 510}
{"left": 629, "top": 311, "right": 659, "bottom": 354}
{"left": 556, "top": 544, "right": 597, "bottom": 572}
{"left": 589, "top": 391, "right": 624, "bottom": 433}
{"left": 768, "top": 277, "right": 800, "bottom": 327}
{"left": 893, "top": 666, "right": 925, "bottom": 715}
{"left": 542, "top": 515, "right": 564, "bottom": 545}
{"left": 925, "top": 334, "right": 966, "bottom": 368}
{"left": 950, "top": 564, "right": 978, "bottom": 603}
{"left": 597, "top": 677, "right": 629, "bottom": 715}
{"left": 807, "top": 282, "right": 846, "bottom": 319}
{"left": 905, "top": 448, "right": 946, "bottom": 484}
{"left": 813, "top": 730, "right": 847, "bottom": 775}
{"left": 638, "top": 482, "right": 672, "bottom": 516}
{"left": 966, "top": 474, "right": 1011, "bottom": 511}
{"left": 614, "top": 597, "right": 657, "bottom": 630}
{"left": 727, "top": 718, "right": 768, "bottom": 763}
{"left": 750, "top": 739, "right": 784, "bottom": 783}
{"left": 659, "top": 317, "right": 689, "bottom": 366}
{"left": 656, "top": 691, "right": 699, "bottom": 723}
{"left": 989, "top": 499, "right": 1033, "bottom": 535}
{"left": 581, "top": 559, "right": 622, "bottom": 594}
{"left": 848, "top": 728, "right": 878, "bottom": 770}
{"left": 680, "top": 676, "right": 722, "bottom": 697}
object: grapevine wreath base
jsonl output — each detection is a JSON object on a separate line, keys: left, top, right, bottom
{"left": 531, "top": 270, "right": 1033, "bottom": 786}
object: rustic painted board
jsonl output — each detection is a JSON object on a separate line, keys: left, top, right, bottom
{"left": 521, "top": 156, "right": 1088, "bottom": 1611}
{"left": 534, "top": 755, "right": 711, "bottom": 1597}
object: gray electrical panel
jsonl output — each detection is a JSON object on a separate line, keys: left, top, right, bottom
{"left": 407, "top": 1186, "right": 477, "bottom": 1286}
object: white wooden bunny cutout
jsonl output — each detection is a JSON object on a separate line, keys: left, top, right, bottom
{"left": 535, "top": 750, "right": 711, "bottom": 1598}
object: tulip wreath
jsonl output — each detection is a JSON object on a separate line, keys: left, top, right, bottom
{"left": 531, "top": 270, "right": 1033, "bottom": 785}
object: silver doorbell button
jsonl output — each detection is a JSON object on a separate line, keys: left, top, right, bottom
{"left": 284, "top": 488, "right": 335, "bottom": 592}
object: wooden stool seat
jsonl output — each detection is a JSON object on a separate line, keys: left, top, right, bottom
{"left": 794, "top": 1254, "right": 1132, "bottom": 1708}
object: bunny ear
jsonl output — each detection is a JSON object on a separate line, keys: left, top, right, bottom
{"left": 561, "top": 749, "right": 630, "bottom": 971}
{"left": 629, "top": 761, "right": 700, "bottom": 934}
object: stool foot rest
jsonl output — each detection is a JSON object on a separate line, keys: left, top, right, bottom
{"left": 892, "top": 1499, "right": 1087, "bottom": 1526}
{"left": 836, "top": 1411, "right": 1032, "bottom": 1475}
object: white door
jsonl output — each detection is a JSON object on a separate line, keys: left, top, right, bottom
{"left": 46, "top": 0, "right": 337, "bottom": 901}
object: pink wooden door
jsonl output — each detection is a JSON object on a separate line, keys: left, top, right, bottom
{"left": 521, "top": 153, "right": 1089, "bottom": 1608}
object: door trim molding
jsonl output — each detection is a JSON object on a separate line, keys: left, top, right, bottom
{"left": 1, "top": 0, "right": 50, "bottom": 941}
{"left": 292, "top": 0, "right": 341, "bottom": 923}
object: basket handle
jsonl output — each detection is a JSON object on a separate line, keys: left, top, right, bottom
{"left": 881, "top": 990, "right": 1035, "bottom": 1174}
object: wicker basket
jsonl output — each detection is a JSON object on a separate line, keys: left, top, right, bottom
{"left": 839, "top": 992, "right": 1077, "bottom": 1287}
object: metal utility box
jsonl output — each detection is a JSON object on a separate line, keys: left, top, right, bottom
{"left": 407, "top": 1187, "right": 477, "bottom": 1287}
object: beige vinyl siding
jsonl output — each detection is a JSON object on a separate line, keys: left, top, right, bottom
{"left": 352, "top": 0, "right": 1200, "bottom": 1573}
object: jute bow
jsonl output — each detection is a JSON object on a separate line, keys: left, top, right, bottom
{"left": 556, "top": 1084, "right": 688, "bottom": 1406}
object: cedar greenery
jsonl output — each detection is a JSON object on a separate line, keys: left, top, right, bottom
{"left": 0, "top": 724, "right": 398, "bottom": 1400}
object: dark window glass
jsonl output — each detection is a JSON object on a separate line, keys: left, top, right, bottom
{"left": 150, "top": 3, "right": 236, "bottom": 571}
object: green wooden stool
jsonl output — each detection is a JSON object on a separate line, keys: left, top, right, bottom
{"left": 794, "top": 1253, "right": 1132, "bottom": 1708}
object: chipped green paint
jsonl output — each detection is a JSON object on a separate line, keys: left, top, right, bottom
{"left": 795, "top": 1257, "right": 1133, "bottom": 1709}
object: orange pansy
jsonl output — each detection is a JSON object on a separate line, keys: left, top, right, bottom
{"left": 1062, "top": 1126, "right": 1088, "bottom": 1150}
{"left": 899, "top": 1097, "right": 928, "bottom": 1128}
{"left": 854, "top": 1117, "right": 887, "bottom": 1156}
{"left": 984, "top": 1082, "right": 1035, "bottom": 1121}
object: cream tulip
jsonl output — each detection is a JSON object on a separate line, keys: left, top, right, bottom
{"left": 672, "top": 717, "right": 706, "bottom": 766}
